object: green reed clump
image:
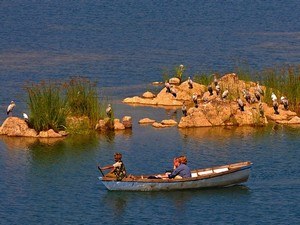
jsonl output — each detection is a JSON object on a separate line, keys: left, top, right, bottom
{"left": 261, "top": 65, "right": 300, "bottom": 113}
{"left": 193, "top": 73, "right": 212, "bottom": 86}
{"left": 25, "top": 81, "right": 67, "bottom": 132}
{"left": 65, "top": 77, "right": 103, "bottom": 127}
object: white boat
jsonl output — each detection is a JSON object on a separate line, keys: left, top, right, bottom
{"left": 99, "top": 161, "right": 252, "bottom": 191}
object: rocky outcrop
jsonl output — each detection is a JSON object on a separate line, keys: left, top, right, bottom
{"left": 123, "top": 80, "right": 206, "bottom": 106}
{"left": 0, "top": 117, "right": 65, "bottom": 138}
{"left": 152, "top": 119, "right": 177, "bottom": 128}
{"left": 95, "top": 116, "right": 133, "bottom": 131}
{"left": 0, "top": 117, "right": 38, "bottom": 137}
{"left": 178, "top": 101, "right": 267, "bottom": 128}
{"left": 142, "top": 91, "right": 156, "bottom": 98}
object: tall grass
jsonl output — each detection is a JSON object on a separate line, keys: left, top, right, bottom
{"left": 65, "top": 77, "right": 102, "bottom": 127}
{"left": 25, "top": 81, "right": 67, "bottom": 132}
{"left": 261, "top": 65, "right": 300, "bottom": 113}
{"left": 25, "top": 77, "right": 105, "bottom": 133}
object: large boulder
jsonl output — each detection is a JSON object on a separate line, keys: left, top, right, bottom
{"left": 114, "top": 119, "right": 125, "bottom": 130}
{"left": 38, "top": 129, "right": 63, "bottom": 138}
{"left": 122, "top": 116, "right": 132, "bottom": 128}
{"left": 178, "top": 101, "right": 267, "bottom": 128}
{"left": 0, "top": 117, "right": 38, "bottom": 137}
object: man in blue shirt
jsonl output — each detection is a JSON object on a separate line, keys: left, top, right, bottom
{"left": 168, "top": 156, "right": 191, "bottom": 179}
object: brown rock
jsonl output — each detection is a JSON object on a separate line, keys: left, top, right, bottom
{"left": 142, "top": 91, "right": 156, "bottom": 98}
{"left": 0, "top": 117, "right": 38, "bottom": 137}
{"left": 122, "top": 116, "right": 132, "bottom": 128}
{"left": 38, "top": 129, "right": 62, "bottom": 138}
{"left": 139, "top": 118, "right": 156, "bottom": 124}
{"left": 114, "top": 119, "right": 125, "bottom": 130}
{"left": 169, "top": 77, "right": 181, "bottom": 85}
{"left": 152, "top": 122, "right": 169, "bottom": 128}
{"left": 161, "top": 119, "right": 177, "bottom": 126}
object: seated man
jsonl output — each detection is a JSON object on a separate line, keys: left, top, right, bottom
{"left": 101, "top": 153, "right": 126, "bottom": 181}
{"left": 168, "top": 156, "right": 191, "bottom": 179}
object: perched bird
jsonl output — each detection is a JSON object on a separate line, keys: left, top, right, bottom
{"left": 192, "top": 94, "right": 198, "bottom": 108}
{"left": 23, "top": 112, "right": 29, "bottom": 122}
{"left": 256, "top": 81, "right": 264, "bottom": 96}
{"left": 106, "top": 104, "right": 112, "bottom": 118}
{"left": 254, "top": 90, "right": 261, "bottom": 101}
{"left": 215, "top": 84, "right": 220, "bottom": 95}
{"left": 208, "top": 85, "right": 213, "bottom": 96}
{"left": 280, "top": 96, "right": 289, "bottom": 110}
{"left": 170, "top": 86, "right": 177, "bottom": 98}
{"left": 259, "top": 102, "right": 264, "bottom": 117}
{"left": 188, "top": 77, "right": 193, "bottom": 89}
{"left": 165, "top": 81, "right": 171, "bottom": 93}
{"left": 7, "top": 101, "right": 16, "bottom": 116}
{"left": 213, "top": 74, "right": 218, "bottom": 87}
{"left": 242, "top": 89, "right": 251, "bottom": 103}
{"left": 179, "top": 64, "right": 184, "bottom": 71}
{"left": 222, "top": 90, "right": 229, "bottom": 100}
{"left": 273, "top": 100, "right": 279, "bottom": 115}
{"left": 182, "top": 102, "right": 187, "bottom": 117}
{"left": 271, "top": 92, "right": 277, "bottom": 102}
{"left": 237, "top": 98, "right": 244, "bottom": 111}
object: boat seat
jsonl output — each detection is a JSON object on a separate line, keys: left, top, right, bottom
{"left": 191, "top": 172, "right": 198, "bottom": 178}
{"left": 213, "top": 168, "right": 229, "bottom": 173}
{"left": 198, "top": 170, "right": 213, "bottom": 176}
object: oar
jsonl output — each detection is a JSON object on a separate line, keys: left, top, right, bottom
{"left": 97, "top": 165, "right": 105, "bottom": 176}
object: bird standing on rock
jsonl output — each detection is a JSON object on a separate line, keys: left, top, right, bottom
{"left": 208, "top": 85, "right": 213, "bottom": 96}
{"left": 271, "top": 92, "right": 277, "bottom": 102}
{"left": 182, "top": 102, "right": 187, "bottom": 117}
{"left": 256, "top": 81, "right": 264, "bottom": 96}
{"left": 215, "top": 84, "right": 220, "bottom": 95}
{"left": 237, "top": 98, "right": 244, "bottom": 111}
{"left": 222, "top": 90, "right": 229, "bottom": 100}
{"left": 23, "top": 112, "right": 29, "bottom": 122}
{"left": 280, "top": 96, "right": 289, "bottom": 110}
{"left": 165, "top": 81, "right": 171, "bottom": 93}
{"left": 170, "top": 86, "right": 177, "bottom": 98}
{"left": 106, "top": 104, "right": 112, "bottom": 118}
{"left": 242, "top": 89, "right": 251, "bottom": 103}
{"left": 213, "top": 74, "right": 218, "bottom": 87}
{"left": 192, "top": 93, "right": 198, "bottom": 108}
{"left": 188, "top": 77, "right": 193, "bottom": 89}
{"left": 273, "top": 100, "right": 279, "bottom": 115}
{"left": 7, "top": 101, "right": 16, "bottom": 116}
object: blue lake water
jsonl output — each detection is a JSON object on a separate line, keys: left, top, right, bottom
{"left": 1, "top": 1, "right": 300, "bottom": 224}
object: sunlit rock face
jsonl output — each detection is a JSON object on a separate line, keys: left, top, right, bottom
{"left": 0, "top": 117, "right": 38, "bottom": 137}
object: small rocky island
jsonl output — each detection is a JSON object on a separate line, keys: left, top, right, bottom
{"left": 124, "top": 73, "right": 300, "bottom": 128}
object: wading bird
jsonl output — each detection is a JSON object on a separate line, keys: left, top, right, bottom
{"left": 23, "top": 112, "right": 29, "bottom": 122}
{"left": 7, "top": 101, "right": 16, "bottom": 116}
{"left": 271, "top": 92, "right": 277, "bottom": 102}
{"left": 273, "top": 100, "right": 279, "bottom": 115}
{"left": 213, "top": 74, "right": 218, "bottom": 87}
{"left": 208, "top": 85, "right": 213, "bottom": 96}
{"left": 280, "top": 96, "right": 289, "bottom": 110}
{"left": 165, "top": 81, "right": 171, "bottom": 93}
{"left": 188, "top": 77, "right": 193, "bottom": 89}
{"left": 182, "top": 102, "right": 187, "bottom": 117}
{"left": 215, "top": 84, "right": 220, "bottom": 95}
{"left": 192, "top": 93, "right": 198, "bottom": 108}
{"left": 237, "top": 98, "right": 244, "bottom": 111}
{"left": 256, "top": 81, "right": 264, "bottom": 96}
{"left": 222, "top": 90, "right": 229, "bottom": 100}
{"left": 106, "top": 104, "right": 112, "bottom": 118}
{"left": 170, "top": 86, "right": 177, "bottom": 98}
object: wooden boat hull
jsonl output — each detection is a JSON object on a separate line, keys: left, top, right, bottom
{"left": 99, "top": 161, "right": 252, "bottom": 191}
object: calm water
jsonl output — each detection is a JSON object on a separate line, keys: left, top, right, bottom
{"left": 1, "top": 1, "right": 300, "bottom": 224}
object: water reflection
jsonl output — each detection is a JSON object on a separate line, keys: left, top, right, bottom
{"left": 101, "top": 185, "right": 250, "bottom": 217}
{"left": 178, "top": 125, "right": 272, "bottom": 142}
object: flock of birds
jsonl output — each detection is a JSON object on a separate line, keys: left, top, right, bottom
{"left": 164, "top": 74, "right": 289, "bottom": 118}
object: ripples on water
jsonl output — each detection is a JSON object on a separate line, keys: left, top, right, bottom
{"left": 1, "top": 0, "right": 300, "bottom": 224}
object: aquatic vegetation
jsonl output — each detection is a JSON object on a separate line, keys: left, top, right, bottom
{"left": 25, "top": 77, "right": 106, "bottom": 133}
{"left": 65, "top": 77, "right": 102, "bottom": 128}
{"left": 25, "top": 81, "right": 67, "bottom": 132}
